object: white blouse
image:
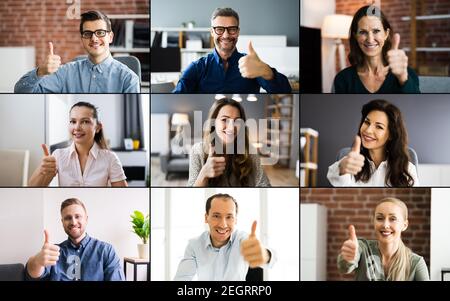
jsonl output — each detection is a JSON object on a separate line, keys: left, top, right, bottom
{"left": 327, "top": 159, "right": 419, "bottom": 187}
{"left": 53, "top": 142, "right": 126, "bottom": 186}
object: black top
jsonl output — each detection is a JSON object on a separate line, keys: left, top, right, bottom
{"left": 333, "top": 66, "right": 420, "bottom": 93}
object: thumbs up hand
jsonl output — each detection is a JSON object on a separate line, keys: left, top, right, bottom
{"left": 240, "top": 221, "right": 270, "bottom": 268}
{"left": 199, "top": 143, "right": 226, "bottom": 179}
{"left": 238, "top": 41, "right": 274, "bottom": 80}
{"left": 37, "top": 42, "right": 61, "bottom": 77}
{"left": 33, "top": 230, "right": 60, "bottom": 268}
{"left": 387, "top": 33, "right": 408, "bottom": 85}
{"left": 38, "top": 144, "right": 57, "bottom": 177}
{"left": 341, "top": 225, "right": 359, "bottom": 263}
{"left": 339, "top": 136, "right": 365, "bottom": 176}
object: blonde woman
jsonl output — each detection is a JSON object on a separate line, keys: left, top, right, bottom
{"left": 337, "top": 198, "right": 429, "bottom": 280}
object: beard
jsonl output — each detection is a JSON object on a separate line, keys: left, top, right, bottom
{"left": 215, "top": 36, "right": 237, "bottom": 53}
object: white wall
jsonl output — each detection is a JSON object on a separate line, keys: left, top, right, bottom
{"left": 0, "top": 95, "right": 45, "bottom": 178}
{"left": 430, "top": 188, "right": 450, "bottom": 280}
{"left": 301, "top": 0, "right": 336, "bottom": 92}
{"left": 0, "top": 189, "right": 44, "bottom": 264}
{"left": 0, "top": 47, "right": 35, "bottom": 92}
{"left": 47, "top": 94, "right": 124, "bottom": 148}
{"left": 0, "top": 188, "right": 149, "bottom": 281}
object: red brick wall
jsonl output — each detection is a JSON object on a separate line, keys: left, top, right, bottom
{"left": 335, "top": 0, "right": 450, "bottom": 75}
{"left": 0, "top": 0, "right": 148, "bottom": 66}
{"left": 301, "top": 188, "right": 430, "bottom": 281}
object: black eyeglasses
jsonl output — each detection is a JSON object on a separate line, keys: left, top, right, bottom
{"left": 212, "top": 26, "right": 239, "bottom": 35}
{"left": 81, "top": 29, "right": 110, "bottom": 39}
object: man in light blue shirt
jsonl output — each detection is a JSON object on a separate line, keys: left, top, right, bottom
{"left": 25, "top": 198, "right": 124, "bottom": 281}
{"left": 14, "top": 10, "right": 139, "bottom": 93}
{"left": 174, "top": 193, "right": 276, "bottom": 281}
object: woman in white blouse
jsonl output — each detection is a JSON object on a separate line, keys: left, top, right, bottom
{"left": 29, "top": 101, "right": 127, "bottom": 187}
{"left": 327, "top": 99, "right": 418, "bottom": 187}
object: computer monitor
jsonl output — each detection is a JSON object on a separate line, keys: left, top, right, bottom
{"left": 151, "top": 47, "right": 181, "bottom": 72}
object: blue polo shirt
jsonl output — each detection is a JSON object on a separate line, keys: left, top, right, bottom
{"left": 173, "top": 48, "right": 292, "bottom": 93}
{"left": 26, "top": 234, "right": 124, "bottom": 281}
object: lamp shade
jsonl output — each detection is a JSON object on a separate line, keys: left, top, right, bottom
{"left": 321, "top": 14, "right": 353, "bottom": 39}
{"left": 171, "top": 113, "right": 189, "bottom": 125}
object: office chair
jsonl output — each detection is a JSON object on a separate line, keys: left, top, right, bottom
{"left": 0, "top": 149, "right": 29, "bottom": 186}
{"left": 245, "top": 267, "right": 264, "bottom": 281}
{"left": 115, "top": 55, "right": 141, "bottom": 81}
{"left": 73, "top": 55, "right": 141, "bottom": 81}
{"left": 336, "top": 146, "right": 418, "bottom": 173}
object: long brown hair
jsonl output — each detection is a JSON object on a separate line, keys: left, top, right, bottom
{"left": 348, "top": 5, "right": 393, "bottom": 67}
{"left": 70, "top": 101, "right": 108, "bottom": 149}
{"left": 374, "top": 198, "right": 412, "bottom": 281}
{"left": 355, "top": 99, "right": 414, "bottom": 187}
{"left": 202, "top": 98, "right": 252, "bottom": 186}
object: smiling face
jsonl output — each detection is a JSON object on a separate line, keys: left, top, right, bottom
{"left": 215, "top": 105, "right": 242, "bottom": 145}
{"left": 356, "top": 16, "right": 389, "bottom": 59}
{"left": 205, "top": 197, "right": 237, "bottom": 248}
{"left": 81, "top": 19, "right": 113, "bottom": 62}
{"left": 211, "top": 16, "right": 239, "bottom": 55}
{"left": 360, "top": 110, "right": 390, "bottom": 152}
{"left": 61, "top": 204, "right": 88, "bottom": 242}
{"left": 374, "top": 201, "right": 408, "bottom": 244}
{"left": 69, "top": 106, "right": 100, "bottom": 147}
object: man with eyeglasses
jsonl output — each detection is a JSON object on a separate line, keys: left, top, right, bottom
{"left": 173, "top": 7, "right": 291, "bottom": 93}
{"left": 173, "top": 193, "right": 276, "bottom": 281}
{"left": 14, "top": 10, "right": 139, "bottom": 93}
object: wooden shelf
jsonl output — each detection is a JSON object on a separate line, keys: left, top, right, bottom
{"left": 109, "top": 14, "right": 149, "bottom": 19}
{"left": 151, "top": 27, "right": 211, "bottom": 32}
{"left": 401, "top": 14, "right": 450, "bottom": 21}
{"left": 111, "top": 47, "right": 150, "bottom": 53}
{"left": 404, "top": 47, "right": 450, "bottom": 52}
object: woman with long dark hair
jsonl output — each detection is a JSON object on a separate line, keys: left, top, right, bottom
{"left": 29, "top": 101, "right": 127, "bottom": 186}
{"left": 338, "top": 198, "right": 429, "bottom": 281}
{"left": 333, "top": 5, "right": 419, "bottom": 93}
{"left": 188, "top": 98, "right": 270, "bottom": 187}
{"left": 327, "top": 99, "right": 418, "bottom": 187}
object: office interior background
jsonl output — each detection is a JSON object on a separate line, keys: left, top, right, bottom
{"left": 301, "top": 94, "right": 450, "bottom": 187}
{"left": 151, "top": 0, "right": 299, "bottom": 92}
{"left": 0, "top": 0, "right": 150, "bottom": 92}
{"left": 0, "top": 188, "right": 149, "bottom": 281}
{"left": 150, "top": 94, "right": 299, "bottom": 186}
{"left": 151, "top": 188, "right": 299, "bottom": 281}
{"left": 301, "top": 187, "right": 450, "bottom": 281}
{"left": 0, "top": 94, "right": 150, "bottom": 187}
{"left": 300, "top": 0, "right": 450, "bottom": 92}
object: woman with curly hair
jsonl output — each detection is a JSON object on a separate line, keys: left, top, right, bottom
{"left": 188, "top": 98, "right": 270, "bottom": 187}
{"left": 327, "top": 99, "right": 418, "bottom": 187}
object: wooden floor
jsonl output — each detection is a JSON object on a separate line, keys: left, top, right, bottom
{"left": 151, "top": 157, "right": 298, "bottom": 187}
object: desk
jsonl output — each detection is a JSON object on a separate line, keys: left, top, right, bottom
{"left": 441, "top": 268, "right": 450, "bottom": 281}
{"left": 124, "top": 257, "right": 150, "bottom": 281}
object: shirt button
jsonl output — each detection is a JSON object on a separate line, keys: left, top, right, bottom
{"left": 93, "top": 75, "right": 96, "bottom": 79}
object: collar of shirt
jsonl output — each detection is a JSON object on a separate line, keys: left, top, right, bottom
{"left": 60, "top": 233, "right": 91, "bottom": 250}
{"left": 68, "top": 142, "right": 100, "bottom": 165}
{"left": 368, "top": 159, "right": 387, "bottom": 170}
{"left": 212, "top": 47, "right": 241, "bottom": 66}
{"left": 83, "top": 54, "right": 114, "bottom": 73}
{"left": 204, "top": 229, "right": 237, "bottom": 251}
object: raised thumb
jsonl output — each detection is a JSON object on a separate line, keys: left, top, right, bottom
{"left": 351, "top": 136, "right": 361, "bottom": 154}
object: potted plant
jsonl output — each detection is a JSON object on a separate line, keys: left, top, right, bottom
{"left": 130, "top": 210, "right": 149, "bottom": 259}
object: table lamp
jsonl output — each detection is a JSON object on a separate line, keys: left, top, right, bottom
{"left": 321, "top": 14, "right": 353, "bottom": 71}
{"left": 171, "top": 113, "right": 190, "bottom": 155}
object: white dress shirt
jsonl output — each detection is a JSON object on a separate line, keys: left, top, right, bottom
{"left": 173, "top": 230, "right": 276, "bottom": 281}
{"left": 53, "top": 142, "right": 126, "bottom": 186}
{"left": 327, "top": 159, "right": 419, "bottom": 187}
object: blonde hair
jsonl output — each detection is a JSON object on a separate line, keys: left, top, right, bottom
{"left": 375, "top": 197, "right": 412, "bottom": 281}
